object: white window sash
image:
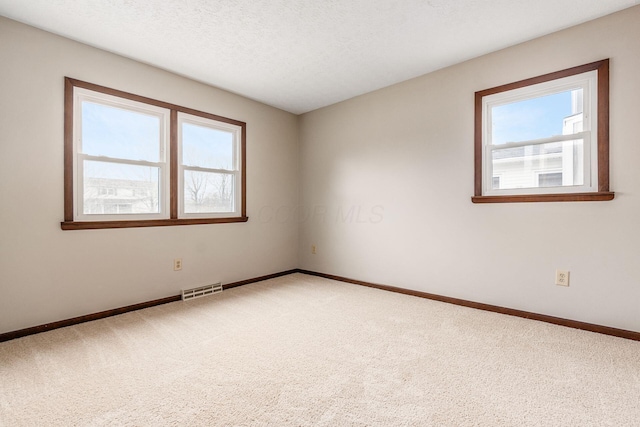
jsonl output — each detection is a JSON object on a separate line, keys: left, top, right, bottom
{"left": 484, "top": 133, "right": 593, "bottom": 196}
{"left": 481, "top": 70, "right": 598, "bottom": 196}
{"left": 177, "top": 112, "right": 242, "bottom": 218}
{"left": 73, "top": 87, "right": 170, "bottom": 221}
{"left": 178, "top": 166, "right": 239, "bottom": 218}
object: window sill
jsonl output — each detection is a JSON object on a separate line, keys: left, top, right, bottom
{"left": 471, "top": 192, "right": 615, "bottom": 204}
{"left": 61, "top": 217, "right": 249, "bottom": 230}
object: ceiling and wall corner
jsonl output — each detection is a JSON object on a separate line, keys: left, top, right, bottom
{"left": 0, "top": 0, "right": 638, "bottom": 114}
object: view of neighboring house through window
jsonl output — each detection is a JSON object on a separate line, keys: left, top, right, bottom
{"left": 473, "top": 59, "right": 613, "bottom": 203}
{"left": 63, "top": 78, "right": 247, "bottom": 229}
{"left": 538, "top": 172, "right": 563, "bottom": 188}
{"left": 490, "top": 88, "right": 584, "bottom": 191}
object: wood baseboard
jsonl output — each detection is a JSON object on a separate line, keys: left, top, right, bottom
{"left": 3, "top": 268, "right": 637, "bottom": 343}
{"left": 298, "top": 269, "right": 640, "bottom": 342}
{"left": 0, "top": 269, "right": 298, "bottom": 343}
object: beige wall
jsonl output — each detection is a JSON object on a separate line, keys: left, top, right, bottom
{"left": 2, "top": 7, "right": 639, "bottom": 336}
{"left": 0, "top": 17, "right": 300, "bottom": 334}
{"left": 299, "top": 6, "right": 640, "bottom": 332}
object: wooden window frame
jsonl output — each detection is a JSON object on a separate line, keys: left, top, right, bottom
{"left": 472, "top": 59, "right": 614, "bottom": 203}
{"left": 62, "top": 77, "right": 248, "bottom": 230}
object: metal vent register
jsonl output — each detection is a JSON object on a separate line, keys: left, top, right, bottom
{"left": 181, "top": 283, "right": 222, "bottom": 301}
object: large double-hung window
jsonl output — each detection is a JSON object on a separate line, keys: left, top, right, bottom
{"left": 74, "top": 87, "right": 170, "bottom": 220}
{"left": 62, "top": 78, "right": 247, "bottom": 229}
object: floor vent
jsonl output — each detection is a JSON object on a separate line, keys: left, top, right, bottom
{"left": 182, "top": 283, "right": 222, "bottom": 301}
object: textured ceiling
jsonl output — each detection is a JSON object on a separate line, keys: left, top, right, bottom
{"left": 0, "top": 0, "right": 638, "bottom": 114}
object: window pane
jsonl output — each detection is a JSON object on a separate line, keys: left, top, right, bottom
{"left": 492, "top": 176, "right": 500, "bottom": 189}
{"left": 491, "top": 139, "right": 584, "bottom": 190}
{"left": 83, "top": 160, "right": 160, "bottom": 214}
{"left": 82, "top": 101, "right": 161, "bottom": 162}
{"left": 183, "top": 170, "right": 234, "bottom": 213}
{"left": 538, "top": 172, "right": 563, "bottom": 188}
{"left": 491, "top": 89, "right": 582, "bottom": 145}
{"left": 182, "top": 123, "right": 234, "bottom": 169}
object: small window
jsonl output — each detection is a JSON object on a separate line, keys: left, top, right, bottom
{"left": 472, "top": 60, "right": 614, "bottom": 203}
{"left": 63, "top": 78, "right": 247, "bottom": 230}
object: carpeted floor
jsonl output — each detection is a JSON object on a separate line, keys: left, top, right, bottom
{"left": 1, "top": 273, "right": 639, "bottom": 426}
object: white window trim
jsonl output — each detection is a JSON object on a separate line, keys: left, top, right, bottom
{"left": 481, "top": 71, "right": 598, "bottom": 197}
{"left": 72, "top": 87, "right": 170, "bottom": 222}
{"left": 177, "top": 112, "right": 243, "bottom": 219}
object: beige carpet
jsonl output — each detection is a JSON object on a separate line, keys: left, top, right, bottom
{"left": 1, "top": 273, "right": 639, "bottom": 426}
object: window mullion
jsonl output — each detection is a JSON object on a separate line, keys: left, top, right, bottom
{"left": 170, "top": 109, "right": 178, "bottom": 219}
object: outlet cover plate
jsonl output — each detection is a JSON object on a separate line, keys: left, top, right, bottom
{"left": 555, "top": 270, "right": 570, "bottom": 286}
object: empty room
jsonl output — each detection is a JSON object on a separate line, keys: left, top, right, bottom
{"left": 1, "top": 1, "right": 639, "bottom": 425}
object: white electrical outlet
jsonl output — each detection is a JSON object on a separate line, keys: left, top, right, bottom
{"left": 311, "top": 245, "right": 316, "bottom": 254}
{"left": 174, "top": 258, "right": 183, "bottom": 271}
{"left": 555, "top": 270, "right": 569, "bottom": 286}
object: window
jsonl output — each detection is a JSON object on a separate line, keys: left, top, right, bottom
{"left": 472, "top": 59, "right": 614, "bottom": 203}
{"left": 178, "top": 113, "right": 241, "bottom": 217}
{"left": 73, "top": 87, "right": 169, "bottom": 222}
{"left": 62, "top": 78, "right": 247, "bottom": 229}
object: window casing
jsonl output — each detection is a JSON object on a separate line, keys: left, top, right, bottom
{"left": 472, "top": 59, "right": 613, "bottom": 203}
{"left": 63, "top": 78, "right": 247, "bottom": 229}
